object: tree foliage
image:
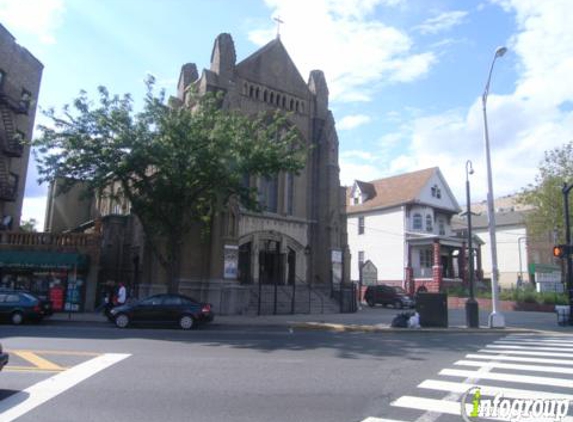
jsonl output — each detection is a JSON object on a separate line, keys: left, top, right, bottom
{"left": 34, "top": 78, "right": 306, "bottom": 292}
{"left": 20, "top": 218, "right": 38, "bottom": 232}
{"left": 519, "top": 141, "right": 573, "bottom": 242}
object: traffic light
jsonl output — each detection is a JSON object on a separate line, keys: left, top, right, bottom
{"left": 553, "top": 244, "right": 571, "bottom": 258}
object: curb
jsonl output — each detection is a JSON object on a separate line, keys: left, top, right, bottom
{"left": 291, "top": 322, "right": 567, "bottom": 334}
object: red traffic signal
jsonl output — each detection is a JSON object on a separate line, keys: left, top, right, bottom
{"left": 553, "top": 244, "right": 570, "bottom": 258}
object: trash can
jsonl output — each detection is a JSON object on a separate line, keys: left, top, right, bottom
{"left": 416, "top": 292, "right": 448, "bottom": 328}
{"left": 555, "top": 305, "right": 570, "bottom": 326}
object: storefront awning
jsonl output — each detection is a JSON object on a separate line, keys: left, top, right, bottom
{"left": 0, "top": 251, "right": 89, "bottom": 270}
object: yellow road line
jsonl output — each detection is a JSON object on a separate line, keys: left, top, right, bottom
{"left": 3, "top": 366, "right": 69, "bottom": 373}
{"left": 11, "top": 351, "right": 64, "bottom": 371}
{"left": 6, "top": 349, "right": 100, "bottom": 357}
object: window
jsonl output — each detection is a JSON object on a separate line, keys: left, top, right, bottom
{"left": 431, "top": 184, "right": 442, "bottom": 199}
{"left": 20, "top": 89, "right": 32, "bottom": 112}
{"left": 420, "top": 249, "right": 433, "bottom": 268}
{"left": 286, "top": 172, "right": 294, "bottom": 215}
{"left": 358, "top": 216, "right": 365, "bottom": 235}
{"left": 0, "top": 70, "right": 5, "bottom": 89}
{"left": 426, "top": 214, "right": 433, "bottom": 232}
{"left": 413, "top": 213, "right": 422, "bottom": 230}
{"left": 358, "top": 251, "right": 364, "bottom": 265}
{"left": 260, "top": 175, "right": 278, "bottom": 213}
{"left": 438, "top": 219, "right": 445, "bottom": 236}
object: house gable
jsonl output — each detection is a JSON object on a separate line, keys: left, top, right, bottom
{"left": 416, "top": 168, "right": 460, "bottom": 213}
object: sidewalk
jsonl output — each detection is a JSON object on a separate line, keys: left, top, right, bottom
{"left": 47, "top": 307, "right": 573, "bottom": 334}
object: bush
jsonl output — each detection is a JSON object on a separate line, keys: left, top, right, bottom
{"left": 446, "top": 285, "right": 468, "bottom": 297}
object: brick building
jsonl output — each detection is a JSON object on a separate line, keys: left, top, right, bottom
{"left": 47, "top": 33, "right": 350, "bottom": 314}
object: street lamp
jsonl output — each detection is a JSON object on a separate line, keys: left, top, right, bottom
{"left": 482, "top": 46, "right": 507, "bottom": 328}
{"left": 465, "top": 160, "right": 479, "bottom": 328}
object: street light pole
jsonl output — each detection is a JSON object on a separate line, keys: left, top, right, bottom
{"left": 482, "top": 46, "right": 507, "bottom": 328}
{"left": 465, "top": 160, "right": 479, "bottom": 328}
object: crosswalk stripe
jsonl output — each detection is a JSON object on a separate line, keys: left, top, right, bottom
{"left": 504, "top": 336, "right": 573, "bottom": 343}
{"left": 418, "top": 379, "right": 573, "bottom": 401}
{"left": 465, "top": 353, "right": 573, "bottom": 366}
{"left": 478, "top": 348, "right": 573, "bottom": 358}
{"left": 440, "top": 368, "right": 573, "bottom": 388}
{"left": 360, "top": 418, "right": 410, "bottom": 422}
{"left": 498, "top": 337, "right": 573, "bottom": 346}
{"left": 496, "top": 339, "right": 573, "bottom": 346}
{"left": 455, "top": 359, "right": 573, "bottom": 375}
{"left": 494, "top": 340, "right": 573, "bottom": 350}
{"left": 487, "top": 344, "right": 573, "bottom": 352}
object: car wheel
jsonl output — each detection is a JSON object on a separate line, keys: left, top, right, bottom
{"left": 179, "top": 315, "right": 195, "bottom": 330}
{"left": 394, "top": 300, "right": 403, "bottom": 309}
{"left": 11, "top": 311, "right": 23, "bottom": 325}
{"left": 366, "top": 299, "right": 375, "bottom": 307}
{"left": 115, "top": 313, "right": 130, "bottom": 328}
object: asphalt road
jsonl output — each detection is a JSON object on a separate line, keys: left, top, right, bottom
{"left": 0, "top": 322, "right": 518, "bottom": 422}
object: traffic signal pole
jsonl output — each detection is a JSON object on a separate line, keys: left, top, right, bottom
{"left": 562, "top": 183, "right": 573, "bottom": 325}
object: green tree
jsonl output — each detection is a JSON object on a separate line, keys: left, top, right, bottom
{"left": 20, "top": 218, "right": 38, "bottom": 232}
{"left": 34, "top": 79, "right": 306, "bottom": 293}
{"left": 519, "top": 141, "right": 573, "bottom": 242}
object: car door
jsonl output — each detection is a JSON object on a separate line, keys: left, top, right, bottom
{"left": 132, "top": 295, "right": 164, "bottom": 323}
{"left": 161, "top": 295, "right": 184, "bottom": 323}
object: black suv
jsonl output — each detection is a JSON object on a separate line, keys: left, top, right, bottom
{"left": 364, "top": 285, "right": 415, "bottom": 309}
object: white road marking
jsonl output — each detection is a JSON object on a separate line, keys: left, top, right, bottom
{"left": 418, "top": 379, "right": 573, "bottom": 401}
{"left": 455, "top": 359, "right": 573, "bottom": 374}
{"left": 495, "top": 339, "right": 573, "bottom": 346}
{"left": 440, "top": 368, "right": 573, "bottom": 388}
{"left": 361, "top": 418, "right": 410, "bottom": 422}
{"left": 0, "top": 353, "right": 130, "bottom": 422}
{"left": 487, "top": 344, "right": 573, "bottom": 352}
{"left": 478, "top": 348, "right": 573, "bottom": 358}
{"left": 465, "top": 353, "right": 573, "bottom": 366}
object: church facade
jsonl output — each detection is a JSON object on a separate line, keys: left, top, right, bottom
{"left": 46, "top": 33, "right": 350, "bottom": 314}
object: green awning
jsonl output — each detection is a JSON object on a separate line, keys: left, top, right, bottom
{"left": 0, "top": 251, "right": 89, "bottom": 270}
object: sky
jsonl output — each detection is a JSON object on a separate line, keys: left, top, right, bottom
{"left": 1, "top": 0, "right": 572, "bottom": 229}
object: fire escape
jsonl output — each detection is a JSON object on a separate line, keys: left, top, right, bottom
{"left": 0, "top": 90, "right": 28, "bottom": 202}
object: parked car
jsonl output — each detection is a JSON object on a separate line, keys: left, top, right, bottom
{"left": 0, "top": 291, "right": 47, "bottom": 324}
{"left": 0, "top": 289, "right": 53, "bottom": 318}
{"left": 364, "top": 285, "right": 415, "bottom": 309}
{"left": 0, "top": 343, "right": 8, "bottom": 371}
{"left": 109, "top": 294, "right": 214, "bottom": 329}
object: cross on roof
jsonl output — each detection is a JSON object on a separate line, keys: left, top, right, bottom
{"left": 273, "top": 15, "right": 284, "bottom": 38}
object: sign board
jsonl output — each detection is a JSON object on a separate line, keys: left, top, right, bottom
{"left": 361, "top": 260, "right": 378, "bottom": 286}
{"left": 223, "top": 245, "right": 239, "bottom": 279}
{"left": 331, "top": 249, "right": 343, "bottom": 289}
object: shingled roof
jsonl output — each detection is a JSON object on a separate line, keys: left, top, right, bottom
{"left": 347, "top": 167, "right": 439, "bottom": 214}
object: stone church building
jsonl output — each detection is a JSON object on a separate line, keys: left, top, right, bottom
{"left": 46, "top": 33, "right": 350, "bottom": 314}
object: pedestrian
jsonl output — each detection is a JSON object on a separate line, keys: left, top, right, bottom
{"left": 117, "top": 282, "right": 127, "bottom": 306}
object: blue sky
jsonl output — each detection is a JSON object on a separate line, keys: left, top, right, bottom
{"left": 1, "top": 0, "right": 572, "bottom": 228}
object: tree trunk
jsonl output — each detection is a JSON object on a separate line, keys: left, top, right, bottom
{"left": 167, "top": 236, "right": 183, "bottom": 294}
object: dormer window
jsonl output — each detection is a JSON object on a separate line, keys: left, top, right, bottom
{"left": 431, "top": 184, "right": 441, "bottom": 199}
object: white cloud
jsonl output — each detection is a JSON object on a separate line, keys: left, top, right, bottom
{"left": 415, "top": 10, "right": 469, "bottom": 35}
{"left": 249, "top": 0, "right": 436, "bottom": 103}
{"left": 339, "top": 161, "right": 384, "bottom": 186}
{"left": 337, "top": 114, "right": 372, "bottom": 130}
{"left": 341, "top": 150, "right": 376, "bottom": 161}
{"left": 0, "top": 0, "right": 65, "bottom": 44}
{"left": 373, "top": 1, "right": 573, "bottom": 204}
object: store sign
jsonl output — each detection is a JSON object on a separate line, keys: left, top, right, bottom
{"left": 224, "top": 245, "right": 239, "bottom": 279}
{"left": 361, "top": 260, "right": 378, "bottom": 286}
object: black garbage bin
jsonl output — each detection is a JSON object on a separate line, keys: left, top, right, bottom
{"left": 416, "top": 292, "right": 448, "bottom": 328}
